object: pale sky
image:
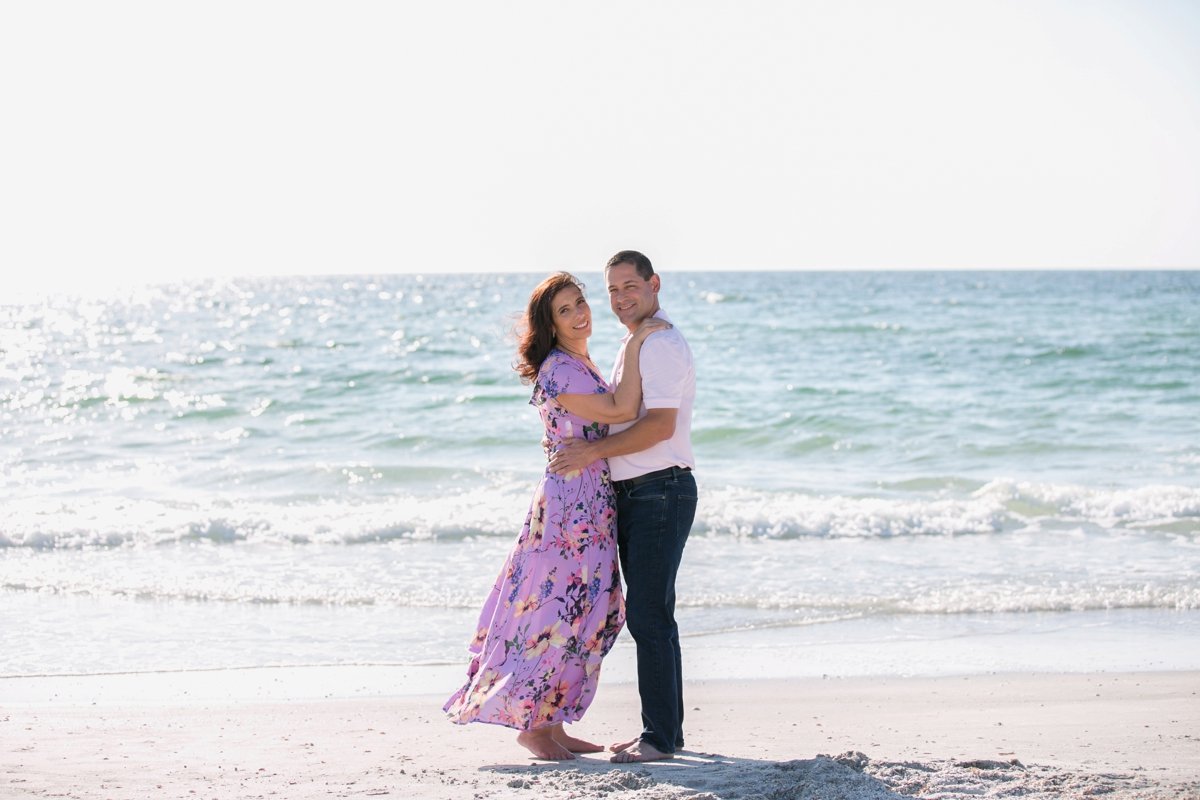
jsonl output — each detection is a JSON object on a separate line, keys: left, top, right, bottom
{"left": 3, "top": 1, "right": 1198, "bottom": 290}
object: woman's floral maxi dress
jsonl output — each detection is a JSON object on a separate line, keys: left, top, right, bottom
{"left": 444, "top": 350, "right": 625, "bottom": 730}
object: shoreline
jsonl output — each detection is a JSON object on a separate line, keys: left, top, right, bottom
{"left": 4, "top": 669, "right": 1197, "bottom": 799}
{"left": 6, "top": 605, "right": 1198, "bottom": 695}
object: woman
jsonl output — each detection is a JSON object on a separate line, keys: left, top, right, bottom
{"left": 444, "top": 272, "right": 667, "bottom": 760}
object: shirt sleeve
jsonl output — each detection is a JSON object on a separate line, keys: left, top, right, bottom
{"left": 639, "top": 333, "right": 690, "bottom": 410}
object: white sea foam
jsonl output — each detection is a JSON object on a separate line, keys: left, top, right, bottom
{"left": 696, "top": 481, "right": 1200, "bottom": 539}
{"left": 977, "top": 479, "right": 1200, "bottom": 528}
{"left": 0, "top": 489, "right": 531, "bottom": 549}
{"left": 3, "top": 480, "right": 1198, "bottom": 550}
{"left": 5, "top": 530, "right": 1197, "bottom": 614}
{"left": 681, "top": 581, "right": 1200, "bottom": 616}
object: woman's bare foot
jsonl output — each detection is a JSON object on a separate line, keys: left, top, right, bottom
{"left": 549, "top": 724, "right": 604, "bottom": 753}
{"left": 517, "top": 729, "right": 576, "bottom": 761}
{"left": 610, "top": 740, "right": 673, "bottom": 763}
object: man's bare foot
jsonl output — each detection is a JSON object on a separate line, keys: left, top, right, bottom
{"left": 549, "top": 724, "right": 604, "bottom": 753}
{"left": 610, "top": 740, "right": 673, "bottom": 763}
{"left": 517, "top": 729, "right": 576, "bottom": 761}
{"left": 609, "top": 736, "right": 639, "bottom": 754}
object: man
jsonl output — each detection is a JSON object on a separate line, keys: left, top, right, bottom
{"left": 548, "top": 250, "right": 697, "bottom": 763}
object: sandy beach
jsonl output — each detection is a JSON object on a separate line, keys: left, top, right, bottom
{"left": 4, "top": 668, "right": 1197, "bottom": 799}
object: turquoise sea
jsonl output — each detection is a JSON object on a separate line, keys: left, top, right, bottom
{"left": 2, "top": 270, "right": 1199, "bottom": 680}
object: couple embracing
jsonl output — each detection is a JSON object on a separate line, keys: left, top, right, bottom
{"left": 444, "top": 250, "right": 697, "bottom": 763}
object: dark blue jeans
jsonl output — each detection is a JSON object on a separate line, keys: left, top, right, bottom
{"left": 614, "top": 468, "right": 697, "bottom": 754}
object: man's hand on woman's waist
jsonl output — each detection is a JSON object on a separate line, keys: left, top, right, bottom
{"left": 548, "top": 438, "right": 599, "bottom": 476}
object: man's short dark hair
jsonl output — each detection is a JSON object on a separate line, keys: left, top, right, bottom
{"left": 605, "top": 250, "right": 654, "bottom": 280}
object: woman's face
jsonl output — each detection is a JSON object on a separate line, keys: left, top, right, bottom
{"left": 550, "top": 285, "right": 592, "bottom": 348}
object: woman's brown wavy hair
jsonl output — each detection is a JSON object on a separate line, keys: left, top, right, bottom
{"left": 515, "top": 272, "right": 585, "bottom": 384}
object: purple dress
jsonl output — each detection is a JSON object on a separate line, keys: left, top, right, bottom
{"left": 444, "top": 349, "right": 625, "bottom": 730}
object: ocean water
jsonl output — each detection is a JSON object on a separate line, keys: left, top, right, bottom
{"left": 2, "top": 270, "right": 1199, "bottom": 680}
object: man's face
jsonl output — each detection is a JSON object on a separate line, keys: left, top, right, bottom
{"left": 606, "top": 262, "right": 660, "bottom": 329}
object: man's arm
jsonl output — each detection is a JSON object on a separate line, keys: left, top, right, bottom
{"left": 547, "top": 408, "right": 677, "bottom": 475}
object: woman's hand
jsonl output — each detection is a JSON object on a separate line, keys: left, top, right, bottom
{"left": 631, "top": 316, "right": 671, "bottom": 343}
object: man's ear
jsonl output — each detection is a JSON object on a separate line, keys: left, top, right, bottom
{"left": 650, "top": 275, "right": 661, "bottom": 294}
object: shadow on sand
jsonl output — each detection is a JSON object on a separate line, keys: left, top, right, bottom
{"left": 482, "top": 749, "right": 1192, "bottom": 800}
{"left": 483, "top": 749, "right": 907, "bottom": 799}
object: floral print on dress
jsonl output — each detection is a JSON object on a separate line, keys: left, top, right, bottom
{"left": 444, "top": 349, "right": 624, "bottom": 730}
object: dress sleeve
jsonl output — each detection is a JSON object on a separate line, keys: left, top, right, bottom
{"left": 531, "top": 353, "right": 590, "bottom": 407}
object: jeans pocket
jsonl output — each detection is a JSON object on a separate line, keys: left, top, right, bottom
{"left": 627, "top": 483, "right": 666, "bottom": 502}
